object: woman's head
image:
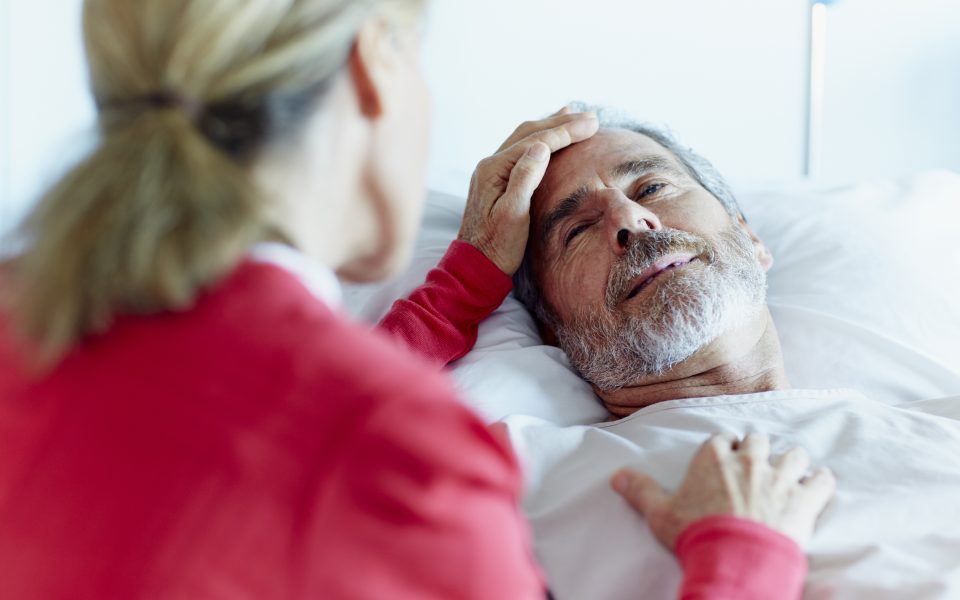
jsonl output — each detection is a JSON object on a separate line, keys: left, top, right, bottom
{"left": 6, "top": 0, "right": 429, "bottom": 362}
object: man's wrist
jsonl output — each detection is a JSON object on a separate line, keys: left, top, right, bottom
{"left": 439, "top": 240, "right": 514, "bottom": 309}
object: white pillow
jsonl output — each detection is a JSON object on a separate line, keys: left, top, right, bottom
{"left": 343, "top": 171, "right": 960, "bottom": 424}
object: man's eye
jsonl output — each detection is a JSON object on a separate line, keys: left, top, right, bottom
{"left": 565, "top": 223, "right": 591, "bottom": 245}
{"left": 638, "top": 182, "right": 667, "bottom": 199}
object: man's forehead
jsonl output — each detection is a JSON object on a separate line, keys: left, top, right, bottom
{"left": 533, "top": 128, "right": 678, "bottom": 215}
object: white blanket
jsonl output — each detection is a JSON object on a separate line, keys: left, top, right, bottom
{"left": 505, "top": 389, "right": 960, "bottom": 599}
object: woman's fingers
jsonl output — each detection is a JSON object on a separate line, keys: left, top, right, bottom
{"left": 773, "top": 446, "right": 811, "bottom": 490}
{"left": 702, "top": 432, "right": 738, "bottom": 459}
{"left": 739, "top": 432, "right": 771, "bottom": 460}
{"left": 798, "top": 466, "right": 836, "bottom": 513}
{"left": 615, "top": 434, "right": 836, "bottom": 552}
{"left": 611, "top": 469, "right": 669, "bottom": 517}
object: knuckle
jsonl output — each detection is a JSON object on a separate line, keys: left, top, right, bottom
{"left": 476, "top": 156, "right": 495, "bottom": 172}
{"left": 738, "top": 451, "right": 758, "bottom": 468}
{"left": 709, "top": 433, "right": 730, "bottom": 446}
{"left": 551, "top": 125, "right": 574, "bottom": 146}
{"left": 514, "top": 156, "right": 540, "bottom": 176}
{"left": 790, "top": 446, "right": 811, "bottom": 464}
{"left": 814, "top": 467, "right": 836, "bottom": 487}
{"left": 705, "top": 436, "right": 725, "bottom": 454}
{"left": 702, "top": 441, "right": 728, "bottom": 465}
{"left": 531, "top": 127, "right": 567, "bottom": 150}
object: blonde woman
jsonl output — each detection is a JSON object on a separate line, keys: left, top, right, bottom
{"left": 0, "top": 1, "right": 832, "bottom": 598}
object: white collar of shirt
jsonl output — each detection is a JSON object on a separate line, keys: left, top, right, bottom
{"left": 248, "top": 242, "right": 343, "bottom": 308}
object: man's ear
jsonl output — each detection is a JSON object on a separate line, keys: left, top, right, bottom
{"left": 736, "top": 214, "right": 773, "bottom": 272}
{"left": 348, "top": 17, "right": 393, "bottom": 118}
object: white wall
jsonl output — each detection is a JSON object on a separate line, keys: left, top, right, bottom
{"left": 822, "top": 0, "right": 960, "bottom": 182}
{"left": 1, "top": 0, "right": 958, "bottom": 237}
{"left": 0, "top": 0, "right": 12, "bottom": 234}
{"left": 421, "top": 0, "right": 810, "bottom": 194}
{"left": 1, "top": 0, "right": 95, "bottom": 239}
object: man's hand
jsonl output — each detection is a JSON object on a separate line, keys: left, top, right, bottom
{"left": 457, "top": 107, "right": 599, "bottom": 275}
{"left": 611, "top": 433, "right": 836, "bottom": 549}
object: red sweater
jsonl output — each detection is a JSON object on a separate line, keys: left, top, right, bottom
{"left": 0, "top": 258, "right": 541, "bottom": 599}
{"left": 0, "top": 242, "right": 805, "bottom": 599}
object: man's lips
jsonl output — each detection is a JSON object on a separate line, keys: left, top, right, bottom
{"left": 622, "top": 252, "right": 699, "bottom": 302}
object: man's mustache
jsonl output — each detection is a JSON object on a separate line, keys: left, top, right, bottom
{"left": 605, "top": 229, "right": 713, "bottom": 308}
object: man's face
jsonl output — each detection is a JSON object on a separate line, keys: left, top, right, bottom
{"left": 530, "top": 128, "right": 768, "bottom": 390}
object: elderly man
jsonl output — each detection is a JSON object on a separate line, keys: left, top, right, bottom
{"left": 512, "top": 104, "right": 781, "bottom": 416}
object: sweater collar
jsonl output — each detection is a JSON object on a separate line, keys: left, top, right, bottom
{"left": 248, "top": 242, "right": 343, "bottom": 308}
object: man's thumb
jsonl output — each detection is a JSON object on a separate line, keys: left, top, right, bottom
{"left": 610, "top": 469, "right": 667, "bottom": 515}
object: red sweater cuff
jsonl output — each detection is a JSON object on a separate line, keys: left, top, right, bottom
{"left": 675, "top": 515, "right": 806, "bottom": 600}
{"left": 439, "top": 241, "right": 514, "bottom": 312}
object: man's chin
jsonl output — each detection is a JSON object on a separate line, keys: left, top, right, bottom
{"left": 561, "top": 300, "right": 728, "bottom": 390}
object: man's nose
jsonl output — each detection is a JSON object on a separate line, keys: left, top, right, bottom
{"left": 604, "top": 194, "right": 662, "bottom": 255}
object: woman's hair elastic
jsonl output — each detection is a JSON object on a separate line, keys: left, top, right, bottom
{"left": 99, "top": 91, "right": 204, "bottom": 122}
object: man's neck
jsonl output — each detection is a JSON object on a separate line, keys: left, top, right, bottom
{"left": 596, "top": 308, "right": 790, "bottom": 417}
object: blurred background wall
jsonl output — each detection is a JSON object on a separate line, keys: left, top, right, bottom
{"left": 2, "top": 0, "right": 959, "bottom": 235}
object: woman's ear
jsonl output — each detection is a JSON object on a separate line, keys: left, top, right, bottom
{"left": 737, "top": 214, "right": 774, "bottom": 272}
{"left": 348, "top": 17, "right": 392, "bottom": 118}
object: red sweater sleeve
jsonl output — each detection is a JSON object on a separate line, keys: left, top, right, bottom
{"left": 674, "top": 515, "right": 807, "bottom": 600}
{"left": 379, "top": 241, "right": 513, "bottom": 366}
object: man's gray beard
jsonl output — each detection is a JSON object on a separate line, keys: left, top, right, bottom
{"left": 554, "top": 224, "right": 767, "bottom": 392}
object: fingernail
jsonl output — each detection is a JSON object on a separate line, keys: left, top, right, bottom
{"left": 579, "top": 111, "right": 598, "bottom": 120}
{"left": 611, "top": 472, "right": 628, "bottom": 494}
{"left": 527, "top": 142, "right": 549, "bottom": 161}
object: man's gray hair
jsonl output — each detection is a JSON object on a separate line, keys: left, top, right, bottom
{"left": 512, "top": 101, "right": 742, "bottom": 326}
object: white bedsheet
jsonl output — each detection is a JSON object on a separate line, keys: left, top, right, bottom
{"left": 504, "top": 389, "right": 960, "bottom": 599}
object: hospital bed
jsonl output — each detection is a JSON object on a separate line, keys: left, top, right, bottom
{"left": 344, "top": 170, "right": 960, "bottom": 599}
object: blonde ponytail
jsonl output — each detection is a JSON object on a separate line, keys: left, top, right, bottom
{"left": 10, "top": 106, "right": 263, "bottom": 362}
{"left": 4, "top": 0, "right": 423, "bottom": 364}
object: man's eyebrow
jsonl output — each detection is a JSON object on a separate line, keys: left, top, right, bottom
{"left": 540, "top": 184, "right": 590, "bottom": 244}
{"left": 611, "top": 155, "right": 687, "bottom": 180}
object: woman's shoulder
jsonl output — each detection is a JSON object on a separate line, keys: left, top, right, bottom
{"left": 222, "top": 261, "right": 517, "bottom": 468}
{"left": 215, "top": 260, "right": 457, "bottom": 402}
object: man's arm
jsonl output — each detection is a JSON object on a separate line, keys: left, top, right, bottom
{"left": 378, "top": 107, "right": 600, "bottom": 364}
{"left": 378, "top": 240, "right": 512, "bottom": 365}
